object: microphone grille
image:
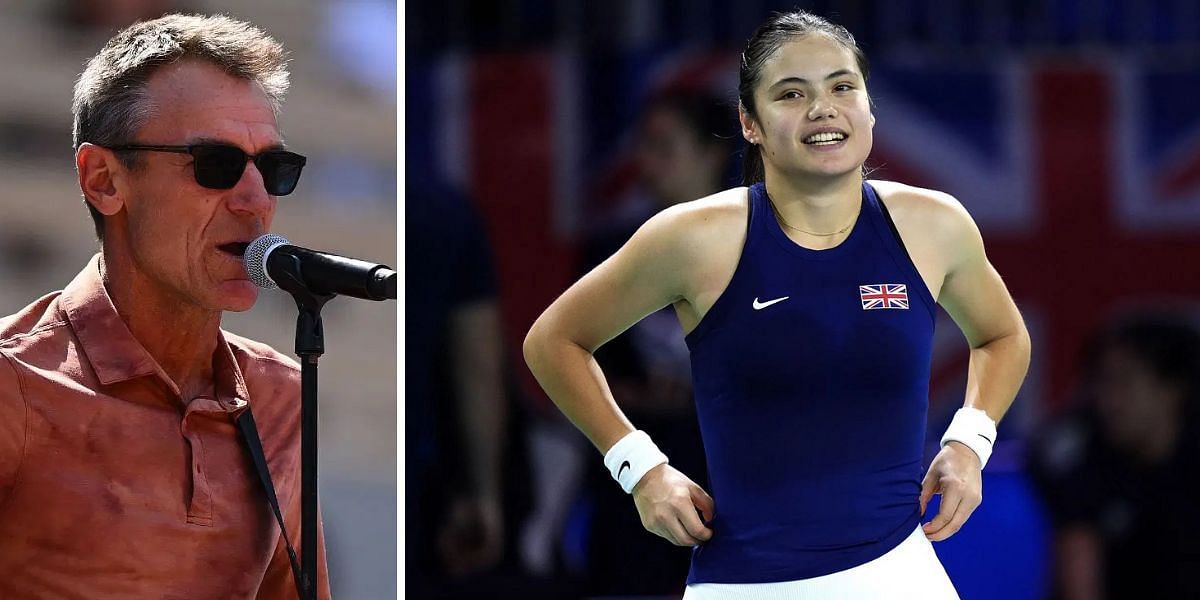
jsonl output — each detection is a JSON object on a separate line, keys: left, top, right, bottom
{"left": 244, "top": 234, "right": 290, "bottom": 290}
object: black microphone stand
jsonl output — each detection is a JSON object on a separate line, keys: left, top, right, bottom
{"left": 272, "top": 257, "right": 335, "bottom": 600}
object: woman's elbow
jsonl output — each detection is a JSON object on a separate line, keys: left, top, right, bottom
{"left": 523, "top": 318, "right": 545, "bottom": 370}
{"left": 1016, "top": 319, "right": 1033, "bottom": 354}
{"left": 523, "top": 312, "right": 563, "bottom": 371}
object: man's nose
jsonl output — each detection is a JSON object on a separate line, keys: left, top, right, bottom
{"left": 227, "top": 160, "right": 275, "bottom": 216}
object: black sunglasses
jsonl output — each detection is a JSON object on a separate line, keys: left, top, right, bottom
{"left": 108, "top": 143, "right": 307, "bottom": 196}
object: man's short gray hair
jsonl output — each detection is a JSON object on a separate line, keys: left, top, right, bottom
{"left": 72, "top": 13, "right": 290, "bottom": 240}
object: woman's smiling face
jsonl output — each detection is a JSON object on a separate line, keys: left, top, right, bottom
{"left": 741, "top": 33, "right": 874, "bottom": 181}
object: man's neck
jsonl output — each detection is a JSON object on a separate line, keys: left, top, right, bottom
{"left": 99, "top": 252, "right": 221, "bottom": 400}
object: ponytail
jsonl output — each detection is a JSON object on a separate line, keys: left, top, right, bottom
{"left": 742, "top": 143, "right": 765, "bottom": 186}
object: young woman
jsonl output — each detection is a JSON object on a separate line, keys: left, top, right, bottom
{"left": 524, "top": 10, "right": 1031, "bottom": 598}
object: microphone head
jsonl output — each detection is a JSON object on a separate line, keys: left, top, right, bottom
{"left": 244, "top": 233, "right": 290, "bottom": 290}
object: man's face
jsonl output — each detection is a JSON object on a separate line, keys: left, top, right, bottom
{"left": 117, "top": 59, "right": 281, "bottom": 313}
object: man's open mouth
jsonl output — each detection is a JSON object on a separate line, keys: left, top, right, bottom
{"left": 218, "top": 242, "right": 250, "bottom": 258}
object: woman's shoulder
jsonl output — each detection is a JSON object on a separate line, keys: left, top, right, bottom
{"left": 654, "top": 187, "right": 750, "bottom": 234}
{"left": 867, "top": 179, "right": 963, "bottom": 215}
{"left": 665, "top": 186, "right": 748, "bottom": 214}
{"left": 626, "top": 187, "right": 750, "bottom": 277}
{"left": 609, "top": 187, "right": 749, "bottom": 260}
{"left": 867, "top": 179, "right": 977, "bottom": 236}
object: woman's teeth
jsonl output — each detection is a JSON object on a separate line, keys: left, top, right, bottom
{"left": 804, "top": 132, "right": 846, "bottom": 145}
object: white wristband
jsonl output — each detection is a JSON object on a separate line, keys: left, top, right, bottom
{"left": 940, "top": 407, "right": 997, "bottom": 469}
{"left": 603, "top": 430, "right": 668, "bottom": 494}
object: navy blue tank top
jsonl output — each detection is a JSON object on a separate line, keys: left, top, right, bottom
{"left": 684, "top": 181, "right": 937, "bottom": 584}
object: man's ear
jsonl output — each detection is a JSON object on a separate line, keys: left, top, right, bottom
{"left": 76, "top": 143, "right": 128, "bottom": 217}
{"left": 738, "top": 102, "right": 760, "bottom": 145}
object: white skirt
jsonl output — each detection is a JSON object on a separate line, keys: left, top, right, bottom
{"left": 682, "top": 525, "right": 960, "bottom": 600}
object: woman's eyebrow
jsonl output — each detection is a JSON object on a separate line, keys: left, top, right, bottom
{"left": 768, "top": 69, "right": 857, "bottom": 90}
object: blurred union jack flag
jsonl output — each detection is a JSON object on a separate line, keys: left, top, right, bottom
{"left": 866, "top": 60, "right": 1200, "bottom": 418}
{"left": 859, "top": 283, "right": 910, "bottom": 310}
{"left": 409, "top": 48, "right": 1200, "bottom": 419}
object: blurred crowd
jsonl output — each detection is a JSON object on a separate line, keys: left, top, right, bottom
{"left": 406, "top": 86, "right": 737, "bottom": 599}
{"left": 406, "top": 87, "right": 1200, "bottom": 599}
{"left": 1029, "top": 316, "right": 1200, "bottom": 599}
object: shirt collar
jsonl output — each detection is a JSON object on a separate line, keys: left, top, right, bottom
{"left": 60, "top": 254, "right": 158, "bottom": 385}
{"left": 213, "top": 329, "right": 252, "bottom": 411}
{"left": 60, "top": 254, "right": 253, "bottom": 411}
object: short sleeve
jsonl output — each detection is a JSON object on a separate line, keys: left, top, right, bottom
{"left": 0, "top": 351, "right": 28, "bottom": 508}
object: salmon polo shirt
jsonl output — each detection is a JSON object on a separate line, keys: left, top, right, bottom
{"left": 0, "top": 255, "right": 330, "bottom": 599}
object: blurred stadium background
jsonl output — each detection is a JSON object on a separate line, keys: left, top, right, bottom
{"left": 0, "top": 1, "right": 396, "bottom": 598}
{"left": 407, "top": 1, "right": 1200, "bottom": 599}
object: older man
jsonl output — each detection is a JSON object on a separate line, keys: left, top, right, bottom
{"left": 0, "top": 14, "right": 329, "bottom": 599}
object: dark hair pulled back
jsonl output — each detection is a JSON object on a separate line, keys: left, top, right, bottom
{"left": 738, "top": 10, "right": 869, "bottom": 185}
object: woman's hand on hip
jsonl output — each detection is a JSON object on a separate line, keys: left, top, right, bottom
{"left": 632, "top": 464, "right": 715, "bottom": 547}
{"left": 919, "top": 441, "right": 983, "bottom": 542}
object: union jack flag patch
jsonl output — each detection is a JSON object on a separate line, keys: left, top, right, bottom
{"left": 859, "top": 284, "right": 909, "bottom": 310}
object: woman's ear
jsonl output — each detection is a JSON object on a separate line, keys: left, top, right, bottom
{"left": 739, "top": 102, "right": 759, "bottom": 145}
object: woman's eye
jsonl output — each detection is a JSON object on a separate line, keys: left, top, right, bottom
{"left": 781, "top": 90, "right": 803, "bottom": 100}
{"left": 834, "top": 83, "right": 853, "bottom": 92}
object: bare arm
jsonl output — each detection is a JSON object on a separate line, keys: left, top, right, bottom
{"left": 937, "top": 204, "right": 1032, "bottom": 424}
{"left": 873, "top": 181, "right": 1032, "bottom": 423}
{"left": 437, "top": 299, "right": 507, "bottom": 575}
{"left": 523, "top": 206, "right": 694, "bottom": 455}
{"left": 918, "top": 193, "right": 1032, "bottom": 541}
{"left": 449, "top": 300, "right": 506, "bottom": 501}
{"left": 523, "top": 203, "right": 718, "bottom": 546}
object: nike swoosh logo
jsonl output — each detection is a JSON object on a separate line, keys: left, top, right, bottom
{"left": 618, "top": 460, "right": 630, "bottom": 478}
{"left": 977, "top": 433, "right": 994, "bottom": 444}
{"left": 752, "top": 296, "right": 790, "bottom": 310}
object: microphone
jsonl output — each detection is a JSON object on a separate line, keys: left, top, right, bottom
{"left": 244, "top": 234, "right": 396, "bottom": 301}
